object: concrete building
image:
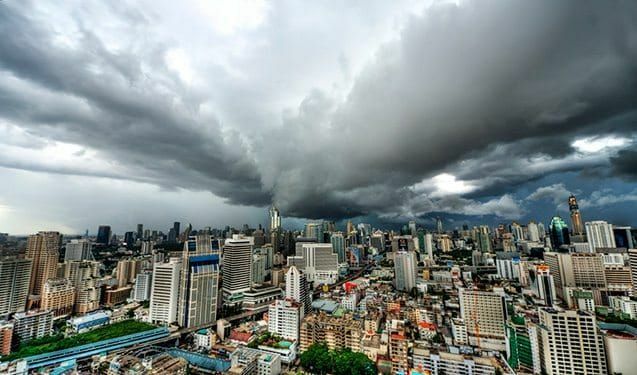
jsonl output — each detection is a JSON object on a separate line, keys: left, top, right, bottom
{"left": 532, "top": 265, "right": 556, "bottom": 307}
{"left": 150, "top": 258, "right": 182, "bottom": 325}
{"left": 300, "top": 312, "right": 362, "bottom": 353}
{"left": 538, "top": 308, "right": 607, "bottom": 375}
{"left": 459, "top": 289, "right": 507, "bottom": 351}
{"left": 64, "top": 239, "right": 93, "bottom": 261}
{"left": 585, "top": 220, "right": 615, "bottom": 252}
{"left": 268, "top": 299, "right": 303, "bottom": 342}
{"left": 285, "top": 266, "right": 311, "bottom": 314}
{"left": 0, "top": 257, "right": 32, "bottom": 317}
{"left": 132, "top": 270, "right": 152, "bottom": 302}
{"left": 222, "top": 235, "right": 254, "bottom": 306}
{"left": 25, "top": 232, "right": 61, "bottom": 302}
{"left": 115, "top": 258, "right": 142, "bottom": 287}
{"left": 412, "top": 347, "right": 506, "bottom": 375}
{"left": 13, "top": 309, "right": 53, "bottom": 342}
{"left": 601, "top": 323, "right": 637, "bottom": 375}
{"left": 394, "top": 251, "right": 417, "bottom": 292}
{"left": 0, "top": 321, "right": 13, "bottom": 356}
{"left": 287, "top": 243, "right": 338, "bottom": 285}
{"left": 41, "top": 278, "right": 75, "bottom": 318}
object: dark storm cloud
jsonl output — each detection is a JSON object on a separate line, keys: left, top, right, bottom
{"left": 1, "top": 0, "right": 636, "bottom": 223}
{"left": 610, "top": 149, "right": 637, "bottom": 180}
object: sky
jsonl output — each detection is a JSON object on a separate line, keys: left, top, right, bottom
{"left": 0, "top": 0, "right": 636, "bottom": 235}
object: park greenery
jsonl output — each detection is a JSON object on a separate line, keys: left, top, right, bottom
{"left": 2, "top": 320, "right": 156, "bottom": 362}
{"left": 300, "top": 343, "right": 376, "bottom": 375}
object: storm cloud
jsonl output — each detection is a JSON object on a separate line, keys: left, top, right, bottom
{"left": 0, "top": 0, "right": 636, "bottom": 233}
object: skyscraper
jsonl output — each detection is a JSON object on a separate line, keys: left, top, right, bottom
{"left": 549, "top": 216, "right": 570, "bottom": 249}
{"left": 136, "top": 224, "right": 144, "bottom": 240}
{"left": 221, "top": 234, "right": 253, "bottom": 307}
{"left": 436, "top": 217, "right": 443, "bottom": 234}
{"left": 585, "top": 220, "right": 616, "bottom": 252}
{"left": 96, "top": 225, "right": 112, "bottom": 245}
{"left": 527, "top": 221, "right": 540, "bottom": 242}
{"left": 424, "top": 233, "right": 434, "bottom": 261}
{"left": 538, "top": 308, "right": 607, "bottom": 375}
{"left": 459, "top": 289, "right": 507, "bottom": 351}
{"left": 25, "top": 231, "right": 60, "bottom": 302}
{"left": 268, "top": 299, "right": 303, "bottom": 342}
{"left": 394, "top": 251, "right": 417, "bottom": 292}
{"left": 64, "top": 239, "right": 93, "bottom": 261}
{"left": 269, "top": 205, "right": 281, "bottom": 232}
{"left": 150, "top": 258, "right": 182, "bottom": 325}
{"left": 179, "top": 234, "right": 221, "bottom": 327}
{"left": 286, "top": 265, "right": 311, "bottom": 313}
{"left": 568, "top": 194, "right": 584, "bottom": 236}
{"left": 533, "top": 265, "right": 557, "bottom": 307}
{"left": 0, "top": 257, "right": 32, "bottom": 317}
{"left": 330, "top": 232, "right": 345, "bottom": 263}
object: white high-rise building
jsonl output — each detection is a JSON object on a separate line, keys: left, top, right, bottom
{"left": 222, "top": 235, "right": 254, "bottom": 306}
{"left": 511, "top": 222, "right": 524, "bottom": 242}
{"left": 533, "top": 265, "right": 556, "bottom": 307}
{"left": 585, "top": 221, "right": 616, "bottom": 252}
{"left": 179, "top": 235, "right": 221, "bottom": 327}
{"left": 268, "top": 299, "right": 303, "bottom": 342}
{"left": 394, "top": 252, "right": 417, "bottom": 292}
{"left": 0, "top": 257, "right": 32, "bottom": 317}
{"left": 269, "top": 206, "right": 281, "bottom": 232}
{"left": 424, "top": 233, "right": 434, "bottom": 261}
{"left": 286, "top": 266, "right": 311, "bottom": 314}
{"left": 133, "top": 270, "right": 152, "bottom": 302}
{"left": 538, "top": 308, "right": 607, "bottom": 375}
{"left": 459, "top": 289, "right": 507, "bottom": 351}
{"left": 287, "top": 243, "right": 338, "bottom": 285}
{"left": 149, "top": 258, "right": 182, "bottom": 325}
{"left": 64, "top": 239, "right": 93, "bottom": 261}
{"left": 330, "top": 232, "right": 346, "bottom": 263}
{"left": 527, "top": 222, "right": 540, "bottom": 242}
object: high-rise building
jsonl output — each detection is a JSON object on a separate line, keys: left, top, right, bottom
{"left": 0, "top": 322, "right": 13, "bottom": 356}
{"left": 408, "top": 221, "right": 417, "bottom": 236}
{"left": 538, "top": 308, "right": 607, "bottom": 375}
{"left": 458, "top": 289, "right": 507, "bottom": 351}
{"left": 543, "top": 252, "right": 575, "bottom": 300}
{"left": 0, "top": 257, "right": 32, "bottom": 317}
{"left": 179, "top": 235, "right": 221, "bottom": 327}
{"left": 150, "top": 258, "right": 182, "bottom": 325}
{"left": 269, "top": 205, "right": 281, "bottom": 232}
{"left": 115, "top": 258, "right": 142, "bottom": 287}
{"left": 268, "top": 299, "right": 303, "bottom": 342}
{"left": 585, "top": 221, "right": 616, "bottom": 252}
{"left": 549, "top": 216, "right": 570, "bottom": 249}
{"left": 527, "top": 221, "right": 540, "bottom": 242}
{"left": 133, "top": 270, "right": 152, "bottom": 302}
{"left": 41, "top": 278, "right": 75, "bottom": 318}
{"left": 568, "top": 194, "right": 584, "bottom": 236}
{"left": 96, "top": 225, "right": 112, "bottom": 245}
{"left": 13, "top": 310, "right": 53, "bottom": 342}
{"left": 330, "top": 232, "right": 345, "bottom": 263}
{"left": 532, "top": 265, "right": 556, "bottom": 307}
{"left": 424, "top": 233, "right": 434, "bottom": 261}
{"left": 437, "top": 234, "right": 452, "bottom": 252}
{"left": 136, "top": 224, "right": 144, "bottom": 240}
{"left": 222, "top": 235, "right": 253, "bottom": 306}
{"left": 287, "top": 243, "right": 338, "bottom": 285}
{"left": 252, "top": 253, "right": 266, "bottom": 285}
{"left": 510, "top": 222, "right": 524, "bottom": 242}
{"left": 394, "top": 252, "right": 417, "bottom": 292}
{"left": 75, "top": 278, "right": 101, "bottom": 315}
{"left": 571, "top": 253, "right": 606, "bottom": 290}
{"left": 64, "top": 239, "right": 93, "bottom": 261}
{"left": 477, "top": 226, "right": 492, "bottom": 253}
{"left": 436, "top": 217, "right": 443, "bottom": 234}
{"left": 300, "top": 312, "right": 362, "bottom": 353}
{"left": 26, "top": 231, "right": 61, "bottom": 302}
{"left": 613, "top": 226, "right": 634, "bottom": 249}
{"left": 286, "top": 266, "right": 311, "bottom": 314}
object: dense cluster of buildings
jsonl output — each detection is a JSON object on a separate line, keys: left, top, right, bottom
{"left": 0, "top": 195, "right": 635, "bottom": 374}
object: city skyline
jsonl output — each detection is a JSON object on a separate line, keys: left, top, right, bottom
{"left": 0, "top": 1, "right": 636, "bottom": 234}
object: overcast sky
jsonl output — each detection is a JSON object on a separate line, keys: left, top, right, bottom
{"left": 1, "top": 0, "right": 636, "bottom": 235}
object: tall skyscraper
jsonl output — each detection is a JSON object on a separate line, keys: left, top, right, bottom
{"left": 585, "top": 220, "right": 616, "bottom": 252}
{"left": 25, "top": 231, "right": 60, "bottom": 302}
{"left": 133, "top": 270, "right": 152, "bottom": 302}
{"left": 179, "top": 234, "right": 221, "bottom": 327}
{"left": 269, "top": 205, "right": 281, "bottom": 232}
{"left": 568, "top": 194, "right": 584, "bottom": 236}
{"left": 173, "top": 222, "right": 181, "bottom": 239}
{"left": 394, "top": 251, "right": 417, "bottom": 292}
{"left": 549, "top": 216, "right": 570, "bottom": 249}
{"left": 527, "top": 221, "right": 540, "bottom": 242}
{"left": 330, "top": 232, "right": 345, "bottom": 263}
{"left": 150, "top": 258, "right": 182, "bottom": 325}
{"left": 222, "top": 235, "right": 253, "bottom": 307}
{"left": 136, "top": 224, "right": 144, "bottom": 240}
{"left": 286, "top": 265, "right": 311, "bottom": 313}
{"left": 424, "top": 233, "right": 434, "bottom": 261}
{"left": 64, "top": 239, "right": 93, "bottom": 261}
{"left": 287, "top": 243, "right": 338, "bottom": 285}
{"left": 96, "top": 225, "right": 112, "bottom": 245}
{"left": 0, "top": 257, "right": 32, "bottom": 317}
{"left": 538, "top": 308, "right": 607, "bottom": 375}
{"left": 533, "top": 265, "right": 556, "bottom": 307}
{"left": 459, "top": 289, "right": 507, "bottom": 351}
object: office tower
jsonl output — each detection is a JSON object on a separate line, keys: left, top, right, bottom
{"left": 543, "top": 252, "right": 575, "bottom": 300}
{"left": 394, "top": 252, "right": 417, "bottom": 292}
{"left": 423, "top": 233, "right": 434, "bottom": 261}
{"left": 268, "top": 299, "right": 303, "bottom": 341}
{"left": 532, "top": 265, "right": 556, "bottom": 307}
{"left": 286, "top": 266, "right": 311, "bottom": 313}
{"left": 252, "top": 253, "right": 266, "bottom": 285}
{"left": 13, "top": 310, "right": 53, "bottom": 342}
{"left": 173, "top": 222, "right": 181, "bottom": 239}
{"left": 96, "top": 225, "right": 112, "bottom": 245}
{"left": 629, "top": 250, "right": 637, "bottom": 294}
{"left": 116, "top": 258, "right": 142, "bottom": 287}
{"left": 133, "top": 270, "right": 152, "bottom": 302}
{"left": 141, "top": 240, "right": 155, "bottom": 255}
{"left": 124, "top": 232, "right": 135, "bottom": 247}
{"left": 222, "top": 235, "right": 253, "bottom": 306}
{"left": 41, "top": 278, "right": 75, "bottom": 318}
{"left": 26, "top": 231, "right": 61, "bottom": 300}
{"left": 287, "top": 243, "right": 338, "bottom": 285}
{"left": 568, "top": 194, "right": 585, "bottom": 236}
{"left": 304, "top": 222, "right": 322, "bottom": 243}
{"left": 136, "top": 224, "right": 144, "bottom": 240}
{"left": 179, "top": 235, "right": 221, "bottom": 327}
{"left": 0, "top": 257, "right": 32, "bottom": 317}
{"left": 300, "top": 312, "right": 363, "bottom": 352}
{"left": 150, "top": 258, "right": 182, "bottom": 325}
{"left": 527, "top": 221, "right": 540, "bottom": 242}
{"left": 477, "top": 225, "right": 492, "bottom": 252}
{"left": 437, "top": 234, "right": 452, "bottom": 252}
{"left": 269, "top": 205, "right": 281, "bottom": 232}
{"left": 549, "top": 216, "right": 570, "bottom": 249}
{"left": 537, "top": 222, "right": 546, "bottom": 239}
{"left": 496, "top": 257, "right": 522, "bottom": 281}
{"left": 64, "top": 239, "right": 93, "bottom": 261}
{"left": 585, "top": 221, "right": 616, "bottom": 252}
{"left": 252, "top": 228, "right": 266, "bottom": 248}
{"left": 510, "top": 222, "right": 524, "bottom": 242}
{"left": 571, "top": 253, "right": 606, "bottom": 290}
{"left": 436, "top": 217, "right": 443, "bottom": 234}
{"left": 538, "top": 308, "right": 607, "bottom": 375}
{"left": 330, "top": 232, "right": 345, "bottom": 263}
{"left": 0, "top": 322, "right": 13, "bottom": 356}
{"left": 459, "top": 289, "right": 507, "bottom": 351}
